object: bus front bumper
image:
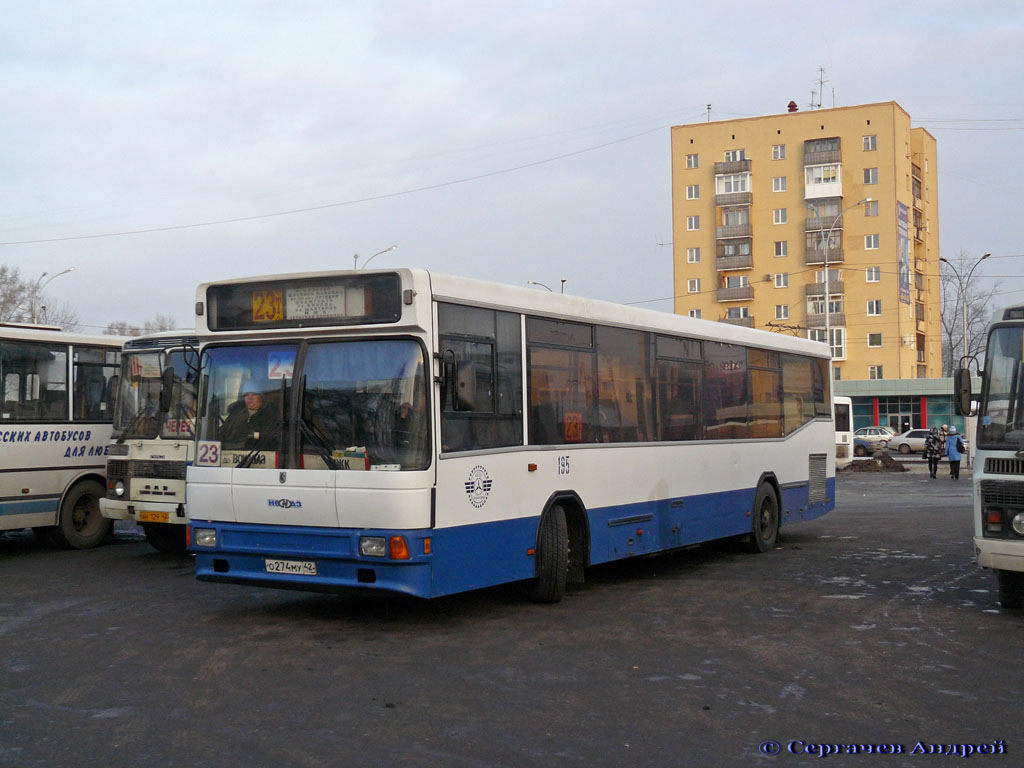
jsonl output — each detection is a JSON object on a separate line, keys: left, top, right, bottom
{"left": 975, "top": 536, "right": 1024, "bottom": 572}
{"left": 101, "top": 497, "right": 187, "bottom": 525}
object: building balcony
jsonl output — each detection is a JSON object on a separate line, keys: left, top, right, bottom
{"left": 716, "top": 223, "right": 752, "bottom": 239}
{"left": 805, "top": 281, "right": 844, "bottom": 298}
{"left": 716, "top": 253, "right": 754, "bottom": 271}
{"left": 719, "top": 316, "right": 754, "bottom": 328}
{"left": 713, "top": 159, "right": 751, "bottom": 175}
{"left": 804, "top": 247, "right": 844, "bottom": 265}
{"left": 806, "top": 312, "right": 846, "bottom": 328}
{"left": 715, "top": 191, "right": 752, "bottom": 207}
{"left": 717, "top": 285, "right": 753, "bottom": 302}
{"left": 805, "top": 214, "right": 843, "bottom": 232}
{"left": 803, "top": 148, "right": 841, "bottom": 165}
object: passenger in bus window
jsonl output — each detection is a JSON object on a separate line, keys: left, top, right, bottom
{"left": 221, "top": 379, "right": 277, "bottom": 449}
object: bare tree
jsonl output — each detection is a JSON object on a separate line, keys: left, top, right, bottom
{"left": 941, "top": 250, "right": 996, "bottom": 375}
{"left": 0, "top": 265, "right": 82, "bottom": 331}
{"left": 104, "top": 315, "right": 180, "bottom": 337}
{"left": 143, "top": 313, "right": 178, "bottom": 333}
{"left": 104, "top": 320, "right": 142, "bottom": 337}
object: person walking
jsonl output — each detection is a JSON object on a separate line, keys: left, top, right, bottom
{"left": 924, "top": 427, "right": 943, "bottom": 479}
{"left": 946, "top": 425, "right": 964, "bottom": 480}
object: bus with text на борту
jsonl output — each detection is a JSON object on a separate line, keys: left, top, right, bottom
{"left": 186, "top": 269, "right": 835, "bottom": 602}
{"left": 0, "top": 324, "right": 124, "bottom": 549}
{"left": 956, "top": 302, "right": 1024, "bottom": 610}
{"left": 100, "top": 332, "right": 199, "bottom": 553}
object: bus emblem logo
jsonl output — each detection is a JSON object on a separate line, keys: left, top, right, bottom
{"left": 464, "top": 465, "right": 492, "bottom": 508}
{"left": 268, "top": 498, "right": 302, "bottom": 509}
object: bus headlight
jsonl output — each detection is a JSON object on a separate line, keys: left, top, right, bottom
{"left": 359, "top": 536, "right": 387, "bottom": 557}
{"left": 193, "top": 528, "right": 218, "bottom": 548}
{"left": 114, "top": 480, "right": 126, "bottom": 498}
{"left": 1012, "top": 513, "right": 1024, "bottom": 536}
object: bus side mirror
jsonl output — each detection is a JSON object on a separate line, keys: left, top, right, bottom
{"left": 158, "top": 367, "right": 175, "bottom": 413}
{"left": 953, "top": 367, "right": 972, "bottom": 416}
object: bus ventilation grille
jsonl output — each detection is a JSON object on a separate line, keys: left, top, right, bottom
{"left": 808, "top": 453, "right": 827, "bottom": 504}
{"left": 984, "top": 458, "right": 1024, "bottom": 477}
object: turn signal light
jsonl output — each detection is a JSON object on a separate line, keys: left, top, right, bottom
{"left": 389, "top": 536, "right": 410, "bottom": 560}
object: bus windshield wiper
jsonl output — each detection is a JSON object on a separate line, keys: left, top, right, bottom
{"left": 116, "top": 406, "right": 158, "bottom": 444}
{"left": 299, "top": 417, "right": 340, "bottom": 470}
{"left": 235, "top": 427, "right": 282, "bottom": 469}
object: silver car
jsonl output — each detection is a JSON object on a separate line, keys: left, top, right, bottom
{"left": 887, "top": 428, "right": 930, "bottom": 454}
{"left": 854, "top": 426, "right": 893, "bottom": 449}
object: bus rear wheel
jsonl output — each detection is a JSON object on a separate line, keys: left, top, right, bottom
{"left": 530, "top": 504, "right": 568, "bottom": 603}
{"left": 49, "top": 480, "right": 112, "bottom": 550}
{"left": 142, "top": 522, "right": 187, "bottom": 554}
{"left": 747, "top": 483, "right": 779, "bottom": 553}
{"left": 996, "top": 569, "right": 1024, "bottom": 610}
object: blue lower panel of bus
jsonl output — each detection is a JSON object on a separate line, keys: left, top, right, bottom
{"left": 191, "top": 477, "right": 834, "bottom": 599}
{"left": 0, "top": 496, "right": 59, "bottom": 518}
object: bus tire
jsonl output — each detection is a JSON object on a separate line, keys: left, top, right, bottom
{"left": 996, "top": 569, "right": 1024, "bottom": 610}
{"left": 747, "top": 482, "right": 779, "bottom": 553}
{"left": 142, "top": 522, "right": 187, "bottom": 554}
{"left": 48, "top": 480, "right": 112, "bottom": 550}
{"left": 530, "top": 504, "right": 568, "bottom": 603}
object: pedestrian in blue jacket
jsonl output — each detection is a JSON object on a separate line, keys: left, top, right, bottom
{"left": 946, "top": 425, "right": 964, "bottom": 480}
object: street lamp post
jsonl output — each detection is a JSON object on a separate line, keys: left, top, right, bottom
{"left": 32, "top": 267, "right": 75, "bottom": 324}
{"left": 806, "top": 198, "right": 870, "bottom": 361}
{"left": 527, "top": 281, "right": 552, "bottom": 291}
{"left": 354, "top": 245, "right": 397, "bottom": 270}
{"left": 940, "top": 252, "right": 990, "bottom": 367}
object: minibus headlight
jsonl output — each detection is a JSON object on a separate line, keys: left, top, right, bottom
{"left": 360, "top": 536, "right": 387, "bottom": 557}
{"left": 114, "top": 480, "right": 126, "bottom": 498}
{"left": 193, "top": 528, "right": 218, "bottom": 548}
{"left": 1012, "top": 513, "right": 1024, "bottom": 536}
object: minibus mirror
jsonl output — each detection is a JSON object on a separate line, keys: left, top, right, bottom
{"left": 954, "top": 367, "right": 972, "bottom": 416}
{"left": 158, "top": 367, "right": 175, "bottom": 413}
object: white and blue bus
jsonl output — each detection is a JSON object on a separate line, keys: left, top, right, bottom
{"left": 187, "top": 269, "right": 835, "bottom": 601}
{"left": 956, "top": 303, "right": 1024, "bottom": 609}
{"left": 0, "top": 324, "right": 123, "bottom": 548}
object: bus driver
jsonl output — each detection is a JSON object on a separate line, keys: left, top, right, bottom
{"left": 221, "top": 380, "right": 276, "bottom": 449}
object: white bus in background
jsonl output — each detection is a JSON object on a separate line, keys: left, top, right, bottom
{"left": 0, "top": 324, "right": 123, "bottom": 549}
{"left": 187, "top": 269, "right": 836, "bottom": 602}
{"left": 834, "top": 396, "right": 852, "bottom": 461}
{"left": 100, "top": 333, "right": 199, "bottom": 553}
{"left": 955, "top": 303, "right": 1024, "bottom": 609}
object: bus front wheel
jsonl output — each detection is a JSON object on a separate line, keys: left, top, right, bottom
{"left": 530, "top": 505, "right": 568, "bottom": 603}
{"left": 996, "top": 569, "right": 1024, "bottom": 610}
{"left": 747, "top": 483, "right": 779, "bottom": 553}
{"left": 49, "top": 480, "right": 112, "bottom": 550}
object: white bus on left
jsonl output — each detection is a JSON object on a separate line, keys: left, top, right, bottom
{"left": 0, "top": 324, "right": 124, "bottom": 548}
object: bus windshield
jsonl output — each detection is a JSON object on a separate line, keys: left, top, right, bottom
{"left": 979, "top": 326, "right": 1024, "bottom": 448}
{"left": 113, "top": 349, "right": 199, "bottom": 440}
{"left": 197, "top": 339, "right": 429, "bottom": 470}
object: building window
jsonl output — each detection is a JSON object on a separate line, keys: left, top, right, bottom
{"left": 688, "top": 278, "right": 701, "bottom": 293}
{"left": 687, "top": 215, "right": 700, "bottom": 231}
{"left": 863, "top": 135, "right": 877, "bottom": 151}
{"left": 773, "top": 176, "right": 787, "bottom": 192}
{"left": 775, "top": 305, "right": 789, "bottom": 319}
{"left": 724, "top": 149, "right": 746, "bottom": 162}
{"left": 687, "top": 247, "right": 700, "bottom": 264}
{"left": 865, "top": 234, "right": 879, "bottom": 250}
{"left": 866, "top": 266, "right": 881, "bottom": 282}
{"left": 726, "top": 306, "right": 750, "bottom": 319}
{"left": 864, "top": 167, "right": 879, "bottom": 185}
{"left": 868, "top": 333, "right": 882, "bottom": 347}
{"left": 774, "top": 241, "right": 788, "bottom": 257}
{"left": 686, "top": 184, "right": 699, "bottom": 200}
{"left": 864, "top": 200, "right": 879, "bottom": 216}
{"left": 833, "top": 367, "right": 842, "bottom": 381}
{"left": 688, "top": 309, "right": 701, "bottom": 319}
{"left": 869, "top": 365, "right": 884, "bottom": 380}
{"left": 805, "top": 164, "right": 840, "bottom": 185}
{"left": 867, "top": 299, "right": 881, "bottom": 316}
{"left": 716, "top": 173, "right": 750, "bottom": 194}
{"left": 809, "top": 328, "right": 845, "bottom": 360}
{"left": 721, "top": 207, "right": 749, "bottom": 226}
{"left": 775, "top": 273, "right": 789, "bottom": 288}
{"left": 720, "top": 241, "right": 751, "bottom": 257}
{"left": 686, "top": 153, "right": 698, "bottom": 169}
{"left": 773, "top": 208, "right": 787, "bottom": 224}
{"left": 772, "top": 144, "right": 786, "bottom": 160}
{"left": 725, "top": 275, "right": 748, "bottom": 289}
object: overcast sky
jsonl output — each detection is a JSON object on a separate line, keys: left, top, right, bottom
{"left": 2, "top": 1, "right": 1022, "bottom": 333}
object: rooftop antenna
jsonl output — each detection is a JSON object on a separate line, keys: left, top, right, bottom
{"left": 809, "top": 66, "right": 829, "bottom": 110}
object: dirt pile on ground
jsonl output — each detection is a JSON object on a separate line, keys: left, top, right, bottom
{"left": 839, "top": 451, "right": 908, "bottom": 472}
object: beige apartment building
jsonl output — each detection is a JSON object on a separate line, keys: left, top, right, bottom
{"left": 670, "top": 101, "right": 940, "bottom": 381}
